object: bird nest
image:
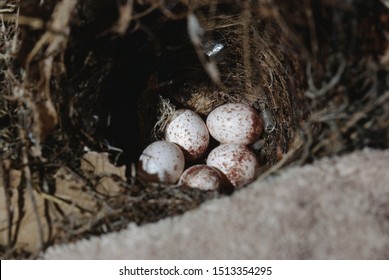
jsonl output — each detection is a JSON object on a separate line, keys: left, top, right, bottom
{"left": 0, "top": 0, "right": 388, "bottom": 258}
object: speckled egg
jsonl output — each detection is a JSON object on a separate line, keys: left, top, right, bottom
{"left": 206, "top": 144, "right": 258, "bottom": 188}
{"left": 165, "top": 109, "right": 209, "bottom": 160}
{"left": 206, "top": 103, "right": 263, "bottom": 145}
{"left": 138, "top": 141, "right": 185, "bottom": 184}
{"left": 179, "top": 165, "right": 224, "bottom": 191}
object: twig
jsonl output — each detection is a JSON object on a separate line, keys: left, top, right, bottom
{"left": 304, "top": 0, "right": 319, "bottom": 57}
{"left": 0, "top": 159, "right": 13, "bottom": 253}
{"left": 253, "top": 136, "right": 304, "bottom": 183}
{"left": 305, "top": 53, "right": 346, "bottom": 99}
{"left": 242, "top": 0, "right": 252, "bottom": 91}
{"left": 187, "top": 12, "right": 224, "bottom": 87}
{"left": 341, "top": 90, "right": 389, "bottom": 133}
{"left": 266, "top": 0, "right": 313, "bottom": 62}
{"left": 18, "top": 127, "right": 45, "bottom": 252}
{"left": 0, "top": 14, "right": 44, "bottom": 30}
{"left": 381, "top": 0, "right": 389, "bottom": 9}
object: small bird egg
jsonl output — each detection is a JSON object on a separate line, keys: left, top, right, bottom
{"left": 206, "top": 103, "right": 263, "bottom": 145}
{"left": 165, "top": 109, "right": 209, "bottom": 160}
{"left": 138, "top": 141, "right": 185, "bottom": 184}
{"left": 179, "top": 165, "right": 224, "bottom": 191}
{"left": 206, "top": 144, "right": 258, "bottom": 188}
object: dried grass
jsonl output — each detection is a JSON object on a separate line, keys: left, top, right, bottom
{"left": 1, "top": 0, "right": 388, "bottom": 258}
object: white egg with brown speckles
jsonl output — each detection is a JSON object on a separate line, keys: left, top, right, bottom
{"left": 138, "top": 141, "right": 185, "bottom": 184}
{"left": 179, "top": 165, "right": 224, "bottom": 191}
{"left": 206, "top": 103, "right": 263, "bottom": 145}
{"left": 206, "top": 144, "right": 258, "bottom": 188}
{"left": 165, "top": 109, "right": 209, "bottom": 160}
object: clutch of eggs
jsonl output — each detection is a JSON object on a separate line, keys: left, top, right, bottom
{"left": 138, "top": 104, "right": 262, "bottom": 189}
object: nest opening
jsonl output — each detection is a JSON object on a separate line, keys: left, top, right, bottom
{"left": 100, "top": 8, "right": 302, "bottom": 168}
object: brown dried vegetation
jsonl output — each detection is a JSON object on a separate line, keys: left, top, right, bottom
{"left": 0, "top": 0, "right": 388, "bottom": 258}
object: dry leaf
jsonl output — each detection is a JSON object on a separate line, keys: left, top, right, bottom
{"left": 81, "top": 151, "right": 126, "bottom": 196}
{"left": 0, "top": 168, "right": 49, "bottom": 253}
{"left": 53, "top": 167, "right": 98, "bottom": 215}
{"left": 0, "top": 151, "right": 126, "bottom": 255}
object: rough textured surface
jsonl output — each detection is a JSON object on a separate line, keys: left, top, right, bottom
{"left": 44, "top": 149, "right": 389, "bottom": 259}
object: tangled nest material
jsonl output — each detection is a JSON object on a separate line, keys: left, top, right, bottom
{"left": 0, "top": 0, "right": 388, "bottom": 258}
